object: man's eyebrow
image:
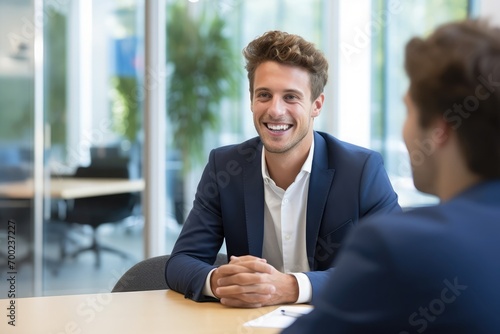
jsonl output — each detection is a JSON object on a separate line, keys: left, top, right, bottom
{"left": 283, "top": 89, "right": 304, "bottom": 97}
{"left": 254, "top": 87, "right": 305, "bottom": 97}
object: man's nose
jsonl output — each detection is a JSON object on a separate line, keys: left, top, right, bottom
{"left": 267, "top": 97, "right": 286, "bottom": 117}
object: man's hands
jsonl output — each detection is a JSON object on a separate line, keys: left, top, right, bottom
{"left": 210, "top": 255, "right": 299, "bottom": 308}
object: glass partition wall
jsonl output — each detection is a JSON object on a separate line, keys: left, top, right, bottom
{"left": 370, "top": 0, "right": 471, "bottom": 207}
{"left": 41, "top": 0, "right": 147, "bottom": 296}
{"left": 0, "top": 0, "right": 36, "bottom": 297}
{"left": 0, "top": 0, "right": 148, "bottom": 297}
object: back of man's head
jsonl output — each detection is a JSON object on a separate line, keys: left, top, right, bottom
{"left": 405, "top": 19, "right": 500, "bottom": 179}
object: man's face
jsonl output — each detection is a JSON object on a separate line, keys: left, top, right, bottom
{"left": 403, "top": 92, "right": 437, "bottom": 195}
{"left": 251, "top": 61, "right": 323, "bottom": 155}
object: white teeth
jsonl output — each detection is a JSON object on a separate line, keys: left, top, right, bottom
{"left": 267, "top": 124, "right": 290, "bottom": 131}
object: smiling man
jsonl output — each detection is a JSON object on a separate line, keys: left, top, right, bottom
{"left": 165, "top": 31, "right": 401, "bottom": 308}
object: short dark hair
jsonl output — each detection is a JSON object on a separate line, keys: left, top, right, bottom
{"left": 405, "top": 19, "right": 500, "bottom": 179}
{"left": 242, "top": 30, "right": 328, "bottom": 101}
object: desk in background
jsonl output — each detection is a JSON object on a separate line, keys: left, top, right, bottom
{"left": 0, "top": 177, "right": 145, "bottom": 199}
{"left": 0, "top": 177, "right": 145, "bottom": 296}
{"left": 0, "top": 289, "right": 282, "bottom": 334}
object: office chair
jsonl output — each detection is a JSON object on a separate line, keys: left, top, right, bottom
{"left": 111, "top": 253, "right": 228, "bottom": 292}
{"left": 0, "top": 164, "right": 33, "bottom": 267}
{"left": 0, "top": 199, "right": 32, "bottom": 267}
{"left": 63, "top": 164, "right": 140, "bottom": 268}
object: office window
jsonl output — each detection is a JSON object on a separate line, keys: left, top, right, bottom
{"left": 0, "top": 0, "right": 36, "bottom": 297}
{"left": 371, "top": 0, "right": 470, "bottom": 207}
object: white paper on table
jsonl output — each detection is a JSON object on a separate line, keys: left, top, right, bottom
{"left": 243, "top": 305, "right": 313, "bottom": 328}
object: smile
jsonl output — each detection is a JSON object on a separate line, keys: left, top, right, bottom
{"left": 265, "top": 123, "right": 292, "bottom": 131}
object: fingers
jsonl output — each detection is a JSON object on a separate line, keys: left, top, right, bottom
{"left": 216, "top": 263, "right": 254, "bottom": 276}
{"left": 216, "top": 271, "right": 299, "bottom": 307}
{"left": 218, "top": 285, "right": 276, "bottom": 308}
{"left": 229, "top": 255, "right": 267, "bottom": 264}
{"left": 215, "top": 272, "right": 277, "bottom": 308}
{"left": 228, "top": 258, "right": 274, "bottom": 275}
{"left": 216, "top": 281, "right": 276, "bottom": 296}
{"left": 217, "top": 271, "right": 268, "bottom": 288}
{"left": 209, "top": 255, "right": 283, "bottom": 308}
{"left": 210, "top": 262, "right": 262, "bottom": 298}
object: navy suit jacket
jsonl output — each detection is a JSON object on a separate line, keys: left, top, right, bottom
{"left": 165, "top": 131, "right": 400, "bottom": 302}
{"left": 282, "top": 180, "right": 500, "bottom": 334}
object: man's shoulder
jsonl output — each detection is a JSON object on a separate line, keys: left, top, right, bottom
{"left": 316, "top": 131, "right": 381, "bottom": 157}
{"left": 210, "top": 136, "right": 262, "bottom": 163}
{"left": 358, "top": 200, "right": 487, "bottom": 243}
{"left": 314, "top": 131, "right": 383, "bottom": 169}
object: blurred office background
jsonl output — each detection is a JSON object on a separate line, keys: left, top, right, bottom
{"left": 0, "top": 0, "right": 496, "bottom": 297}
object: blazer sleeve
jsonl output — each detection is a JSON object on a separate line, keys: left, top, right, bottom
{"left": 165, "top": 149, "right": 225, "bottom": 302}
{"left": 358, "top": 151, "right": 401, "bottom": 217}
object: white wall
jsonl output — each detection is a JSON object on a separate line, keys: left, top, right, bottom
{"left": 477, "top": 0, "right": 500, "bottom": 26}
{"left": 330, "top": 0, "right": 373, "bottom": 148}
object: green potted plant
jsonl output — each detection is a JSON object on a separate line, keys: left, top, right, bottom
{"left": 166, "top": 2, "right": 239, "bottom": 172}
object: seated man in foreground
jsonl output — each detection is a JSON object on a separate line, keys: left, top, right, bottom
{"left": 165, "top": 30, "right": 400, "bottom": 307}
{"left": 282, "top": 19, "right": 500, "bottom": 333}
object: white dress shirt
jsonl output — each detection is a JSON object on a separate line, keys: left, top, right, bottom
{"left": 261, "top": 139, "right": 314, "bottom": 304}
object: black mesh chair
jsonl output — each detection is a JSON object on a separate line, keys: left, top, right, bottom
{"left": 0, "top": 165, "right": 32, "bottom": 267}
{"left": 63, "top": 164, "right": 140, "bottom": 268}
{"left": 112, "top": 253, "right": 228, "bottom": 292}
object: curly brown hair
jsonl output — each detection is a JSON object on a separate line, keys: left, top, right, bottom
{"left": 242, "top": 31, "right": 328, "bottom": 101}
{"left": 405, "top": 19, "right": 500, "bottom": 179}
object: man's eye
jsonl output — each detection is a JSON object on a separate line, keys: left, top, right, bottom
{"left": 257, "top": 92, "right": 271, "bottom": 98}
{"left": 284, "top": 95, "right": 297, "bottom": 100}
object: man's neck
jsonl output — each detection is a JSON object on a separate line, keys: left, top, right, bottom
{"left": 264, "top": 137, "right": 313, "bottom": 190}
{"left": 435, "top": 143, "right": 483, "bottom": 202}
{"left": 437, "top": 170, "right": 483, "bottom": 202}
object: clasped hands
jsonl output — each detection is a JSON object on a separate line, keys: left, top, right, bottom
{"left": 210, "top": 255, "right": 299, "bottom": 308}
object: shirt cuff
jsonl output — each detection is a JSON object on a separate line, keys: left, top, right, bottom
{"left": 202, "top": 268, "right": 218, "bottom": 298}
{"left": 290, "top": 272, "right": 312, "bottom": 304}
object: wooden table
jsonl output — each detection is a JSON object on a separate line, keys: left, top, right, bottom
{"left": 0, "top": 177, "right": 145, "bottom": 199}
{"left": 0, "top": 289, "right": 283, "bottom": 333}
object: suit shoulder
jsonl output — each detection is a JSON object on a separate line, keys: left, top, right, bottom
{"left": 209, "top": 137, "right": 261, "bottom": 163}
{"left": 315, "top": 132, "right": 384, "bottom": 170}
{"left": 358, "top": 205, "right": 456, "bottom": 244}
{"left": 316, "top": 131, "right": 382, "bottom": 158}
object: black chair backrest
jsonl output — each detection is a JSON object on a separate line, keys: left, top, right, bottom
{"left": 0, "top": 165, "right": 28, "bottom": 183}
{"left": 112, "top": 254, "right": 228, "bottom": 292}
{"left": 74, "top": 165, "right": 130, "bottom": 179}
{"left": 65, "top": 164, "right": 139, "bottom": 226}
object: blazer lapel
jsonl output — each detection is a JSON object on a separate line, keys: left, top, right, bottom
{"left": 306, "top": 132, "right": 335, "bottom": 269}
{"left": 243, "top": 141, "right": 265, "bottom": 257}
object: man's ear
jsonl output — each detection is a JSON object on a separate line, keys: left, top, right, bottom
{"left": 312, "top": 93, "right": 325, "bottom": 118}
{"left": 429, "top": 117, "right": 451, "bottom": 147}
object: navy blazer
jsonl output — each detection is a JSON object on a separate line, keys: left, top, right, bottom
{"left": 282, "top": 180, "right": 500, "bottom": 333}
{"left": 165, "top": 131, "right": 401, "bottom": 302}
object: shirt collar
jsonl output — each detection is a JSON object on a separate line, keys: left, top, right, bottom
{"left": 261, "top": 136, "right": 315, "bottom": 181}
